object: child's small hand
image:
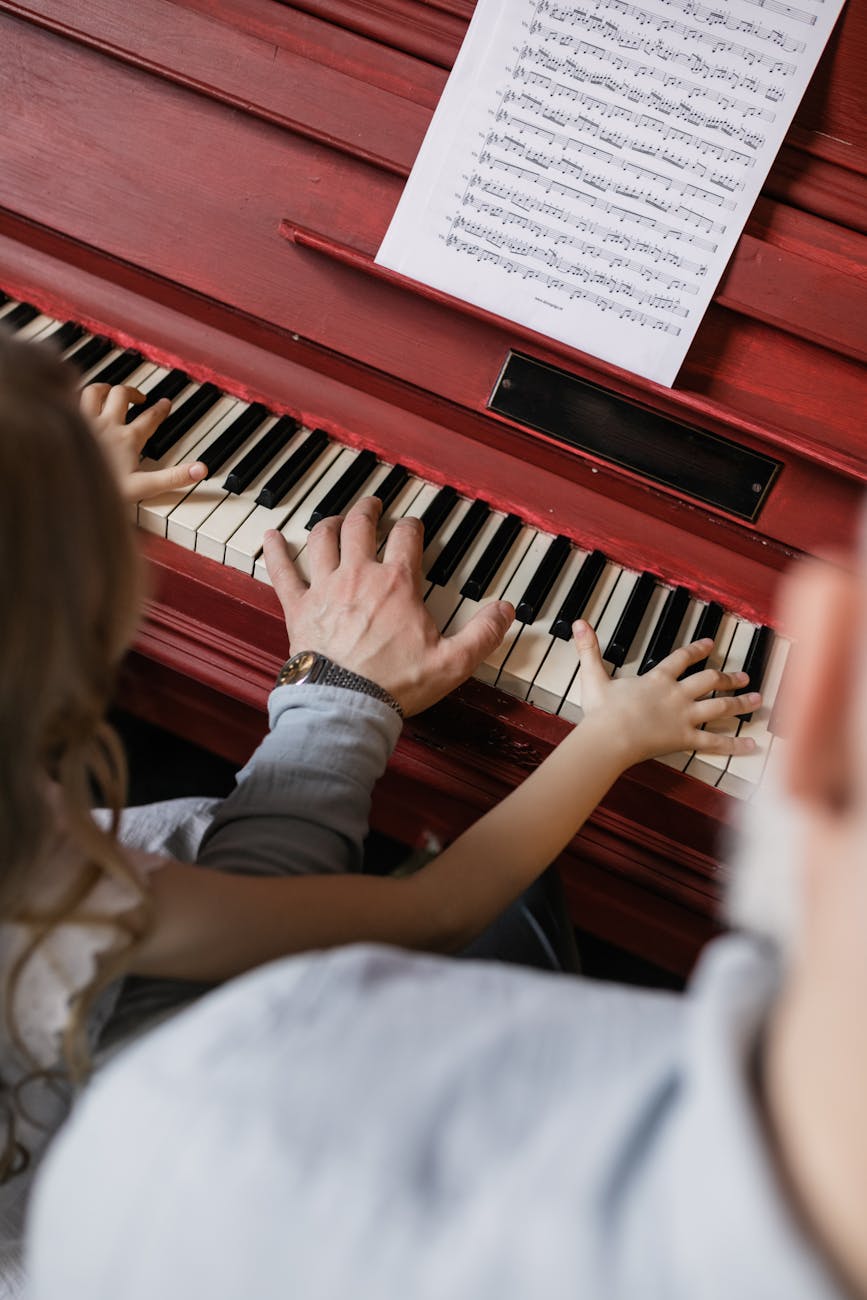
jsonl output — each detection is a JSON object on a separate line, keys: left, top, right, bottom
{"left": 572, "top": 618, "right": 761, "bottom": 767}
{"left": 80, "top": 383, "right": 208, "bottom": 502}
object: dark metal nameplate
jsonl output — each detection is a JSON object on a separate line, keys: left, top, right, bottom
{"left": 489, "top": 353, "right": 779, "bottom": 522}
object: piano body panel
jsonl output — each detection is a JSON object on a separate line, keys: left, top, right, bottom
{"left": 1, "top": 2, "right": 865, "bottom": 971}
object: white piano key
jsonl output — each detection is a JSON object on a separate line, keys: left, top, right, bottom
{"left": 524, "top": 548, "right": 592, "bottom": 711}
{"left": 224, "top": 434, "right": 344, "bottom": 575}
{"left": 557, "top": 561, "right": 625, "bottom": 721}
{"left": 717, "top": 634, "right": 791, "bottom": 798}
{"left": 445, "top": 524, "right": 536, "bottom": 640}
{"left": 15, "top": 312, "right": 61, "bottom": 342}
{"left": 78, "top": 346, "right": 125, "bottom": 385}
{"left": 475, "top": 531, "right": 550, "bottom": 686}
{"left": 166, "top": 403, "right": 267, "bottom": 551}
{"left": 378, "top": 475, "right": 427, "bottom": 540}
{"left": 0, "top": 299, "right": 22, "bottom": 322}
{"left": 192, "top": 415, "right": 288, "bottom": 562}
{"left": 499, "top": 546, "right": 593, "bottom": 702}
{"left": 425, "top": 510, "right": 507, "bottom": 633}
{"left": 253, "top": 446, "right": 358, "bottom": 585}
{"left": 137, "top": 393, "right": 240, "bottom": 536}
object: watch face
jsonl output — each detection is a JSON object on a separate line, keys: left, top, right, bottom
{"left": 285, "top": 650, "right": 319, "bottom": 684}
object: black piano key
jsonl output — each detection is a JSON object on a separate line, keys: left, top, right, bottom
{"left": 639, "top": 585, "right": 691, "bottom": 675}
{"left": 141, "top": 382, "right": 222, "bottom": 460}
{"left": 516, "top": 534, "right": 571, "bottom": 624}
{"left": 420, "top": 486, "right": 459, "bottom": 548}
{"left": 681, "top": 601, "right": 724, "bottom": 677}
{"left": 307, "top": 448, "right": 379, "bottom": 529}
{"left": 1, "top": 302, "right": 39, "bottom": 332}
{"left": 737, "top": 624, "right": 773, "bottom": 721}
{"left": 256, "top": 428, "right": 330, "bottom": 508}
{"left": 87, "top": 349, "right": 145, "bottom": 387}
{"left": 224, "top": 415, "right": 299, "bottom": 494}
{"left": 551, "top": 549, "right": 607, "bottom": 640}
{"left": 65, "top": 334, "right": 115, "bottom": 375}
{"left": 373, "top": 464, "right": 409, "bottom": 512}
{"left": 47, "top": 320, "right": 85, "bottom": 353}
{"left": 197, "top": 402, "right": 268, "bottom": 476}
{"left": 605, "top": 571, "right": 658, "bottom": 667}
{"left": 126, "top": 368, "right": 190, "bottom": 424}
{"left": 426, "top": 499, "right": 490, "bottom": 587}
{"left": 461, "top": 514, "right": 522, "bottom": 601}
{"left": 0, "top": 290, "right": 8, "bottom": 307}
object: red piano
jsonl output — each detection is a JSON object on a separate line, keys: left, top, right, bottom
{"left": 1, "top": 0, "right": 864, "bottom": 974}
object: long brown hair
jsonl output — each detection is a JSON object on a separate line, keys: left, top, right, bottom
{"left": 0, "top": 331, "right": 148, "bottom": 1178}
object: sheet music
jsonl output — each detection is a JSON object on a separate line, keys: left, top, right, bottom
{"left": 376, "top": 0, "right": 846, "bottom": 386}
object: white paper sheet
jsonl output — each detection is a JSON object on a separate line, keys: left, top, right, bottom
{"left": 376, "top": 0, "right": 846, "bottom": 386}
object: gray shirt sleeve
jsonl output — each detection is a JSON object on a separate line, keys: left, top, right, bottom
{"left": 195, "top": 683, "right": 403, "bottom": 878}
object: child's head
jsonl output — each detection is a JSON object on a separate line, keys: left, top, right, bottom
{"left": 0, "top": 333, "right": 142, "bottom": 910}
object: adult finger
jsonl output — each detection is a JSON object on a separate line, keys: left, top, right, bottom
{"left": 382, "top": 515, "right": 424, "bottom": 571}
{"left": 80, "top": 383, "right": 110, "bottom": 419}
{"left": 305, "top": 516, "right": 342, "bottom": 584}
{"left": 263, "top": 528, "right": 307, "bottom": 618}
{"left": 102, "top": 385, "right": 145, "bottom": 423}
{"left": 339, "top": 497, "right": 382, "bottom": 565}
{"left": 442, "top": 600, "right": 514, "bottom": 685}
{"left": 125, "top": 461, "right": 207, "bottom": 502}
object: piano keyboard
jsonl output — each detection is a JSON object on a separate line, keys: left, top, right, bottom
{"left": 1, "top": 294, "right": 790, "bottom": 799}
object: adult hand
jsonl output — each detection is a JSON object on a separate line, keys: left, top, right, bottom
{"left": 263, "top": 496, "right": 514, "bottom": 716}
{"left": 81, "top": 383, "right": 208, "bottom": 502}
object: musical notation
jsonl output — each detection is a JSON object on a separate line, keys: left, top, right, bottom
{"left": 376, "top": 0, "right": 845, "bottom": 386}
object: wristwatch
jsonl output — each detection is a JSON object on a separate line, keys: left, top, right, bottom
{"left": 274, "top": 650, "right": 404, "bottom": 717}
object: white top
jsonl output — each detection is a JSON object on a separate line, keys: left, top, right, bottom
{"left": 0, "top": 840, "right": 166, "bottom": 1297}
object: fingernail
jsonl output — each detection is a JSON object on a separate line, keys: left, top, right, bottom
{"left": 188, "top": 462, "right": 207, "bottom": 479}
{"left": 573, "top": 619, "right": 588, "bottom": 635}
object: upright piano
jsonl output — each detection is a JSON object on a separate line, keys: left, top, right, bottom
{"left": 1, "top": 0, "right": 865, "bottom": 973}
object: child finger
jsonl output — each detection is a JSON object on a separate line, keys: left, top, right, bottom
{"left": 658, "top": 638, "right": 715, "bottom": 679}
{"left": 682, "top": 666, "right": 749, "bottom": 699}
{"left": 102, "top": 385, "right": 145, "bottom": 423}
{"left": 692, "top": 729, "right": 757, "bottom": 756}
{"left": 127, "top": 397, "right": 172, "bottom": 449}
{"left": 80, "top": 383, "right": 111, "bottom": 419}
{"left": 694, "top": 692, "right": 761, "bottom": 723}
{"left": 125, "top": 461, "right": 207, "bottom": 502}
{"left": 571, "top": 620, "right": 608, "bottom": 690}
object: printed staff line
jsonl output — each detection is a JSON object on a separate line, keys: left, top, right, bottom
{"left": 539, "top": 0, "right": 807, "bottom": 51}
{"left": 454, "top": 209, "right": 703, "bottom": 291}
{"left": 464, "top": 184, "right": 713, "bottom": 267}
{"left": 477, "top": 156, "right": 727, "bottom": 236}
{"left": 443, "top": 233, "right": 684, "bottom": 333}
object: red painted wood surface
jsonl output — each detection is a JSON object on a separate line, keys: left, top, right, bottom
{"left": 0, "top": 0, "right": 864, "bottom": 972}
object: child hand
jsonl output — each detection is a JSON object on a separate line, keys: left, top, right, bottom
{"left": 80, "top": 383, "right": 208, "bottom": 502}
{"left": 572, "top": 618, "right": 761, "bottom": 767}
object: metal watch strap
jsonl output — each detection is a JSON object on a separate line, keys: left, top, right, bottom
{"left": 275, "top": 653, "right": 404, "bottom": 718}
